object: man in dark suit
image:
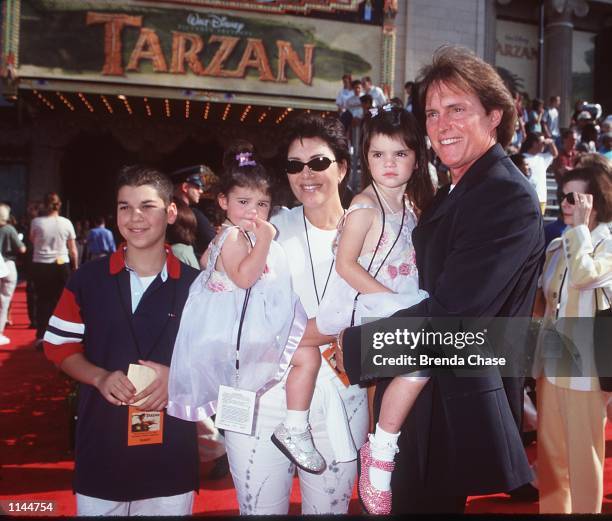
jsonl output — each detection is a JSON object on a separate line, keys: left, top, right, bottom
{"left": 337, "top": 46, "right": 545, "bottom": 513}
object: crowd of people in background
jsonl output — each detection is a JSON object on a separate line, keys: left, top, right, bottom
{"left": 1, "top": 46, "right": 611, "bottom": 516}
{"left": 336, "top": 74, "right": 392, "bottom": 136}
{"left": 0, "top": 199, "right": 117, "bottom": 348}
{"left": 336, "top": 74, "right": 612, "bottom": 232}
{"left": 505, "top": 93, "right": 612, "bottom": 254}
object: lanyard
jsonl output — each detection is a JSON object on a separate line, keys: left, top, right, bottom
{"left": 350, "top": 185, "right": 406, "bottom": 326}
{"left": 235, "top": 233, "right": 253, "bottom": 385}
{"left": 115, "top": 271, "right": 178, "bottom": 360}
{"left": 303, "top": 208, "right": 336, "bottom": 306}
{"left": 220, "top": 219, "right": 253, "bottom": 385}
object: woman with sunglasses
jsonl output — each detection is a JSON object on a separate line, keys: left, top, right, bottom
{"left": 533, "top": 166, "right": 612, "bottom": 513}
{"left": 223, "top": 115, "right": 369, "bottom": 514}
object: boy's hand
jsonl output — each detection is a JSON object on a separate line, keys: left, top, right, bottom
{"left": 94, "top": 370, "right": 136, "bottom": 406}
{"left": 132, "top": 359, "right": 169, "bottom": 411}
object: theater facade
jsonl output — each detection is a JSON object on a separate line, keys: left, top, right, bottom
{"left": 2, "top": 0, "right": 611, "bottom": 220}
{"left": 0, "top": 0, "right": 393, "bottom": 219}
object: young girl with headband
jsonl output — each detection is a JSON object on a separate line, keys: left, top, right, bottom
{"left": 168, "top": 141, "right": 325, "bottom": 475}
{"left": 317, "top": 105, "right": 435, "bottom": 514}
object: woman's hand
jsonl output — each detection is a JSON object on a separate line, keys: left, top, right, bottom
{"left": 572, "top": 192, "right": 593, "bottom": 227}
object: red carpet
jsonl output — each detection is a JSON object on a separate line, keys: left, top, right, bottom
{"left": 1, "top": 283, "right": 611, "bottom": 516}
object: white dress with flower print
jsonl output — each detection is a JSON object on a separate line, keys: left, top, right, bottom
{"left": 316, "top": 201, "right": 428, "bottom": 335}
{"left": 168, "top": 225, "right": 306, "bottom": 422}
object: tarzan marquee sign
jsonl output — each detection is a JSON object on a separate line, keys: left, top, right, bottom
{"left": 86, "top": 12, "right": 314, "bottom": 85}
{"left": 16, "top": 0, "right": 380, "bottom": 100}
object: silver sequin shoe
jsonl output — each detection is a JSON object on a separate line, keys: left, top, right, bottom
{"left": 271, "top": 423, "right": 326, "bottom": 474}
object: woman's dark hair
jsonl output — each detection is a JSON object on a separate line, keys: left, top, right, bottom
{"left": 415, "top": 45, "right": 516, "bottom": 148}
{"left": 574, "top": 152, "right": 612, "bottom": 175}
{"left": 167, "top": 197, "right": 197, "bottom": 245}
{"left": 43, "top": 192, "right": 62, "bottom": 215}
{"left": 360, "top": 107, "right": 435, "bottom": 214}
{"left": 562, "top": 166, "right": 612, "bottom": 222}
{"left": 280, "top": 114, "right": 351, "bottom": 197}
{"left": 217, "top": 140, "right": 273, "bottom": 201}
{"left": 531, "top": 98, "right": 544, "bottom": 111}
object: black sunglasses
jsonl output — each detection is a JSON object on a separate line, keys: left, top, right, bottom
{"left": 286, "top": 157, "right": 336, "bottom": 174}
{"left": 560, "top": 192, "right": 576, "bottom": 205}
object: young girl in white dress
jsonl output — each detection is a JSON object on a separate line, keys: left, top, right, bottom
{"left": 317, "top": 105, "right": 435, "bottom": 514}
{"left": 168, "top": 141, "right": 325, "bottom": 474}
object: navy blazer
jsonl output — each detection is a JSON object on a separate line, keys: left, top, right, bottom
{"left": 343, "top": 144, "right": 545, "bottom": 505}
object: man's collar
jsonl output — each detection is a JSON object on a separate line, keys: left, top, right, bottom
{"left": 125, "top": 257, "right": 169, "bottom": 282}
{"left": 418, "top": 144, "right": 505, "bottom": 226}
{"left": 452, "top": 143, "right": 506, "bottom": 190}
{"left": 109, "top": 244, "right": 181, "bottom": 279}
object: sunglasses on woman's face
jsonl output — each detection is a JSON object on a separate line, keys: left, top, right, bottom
{"left": 286, "top": 157, "right": 336, "bottom": 174}
{"left": 560, "top": 192, "right": 576, "bottom": 205}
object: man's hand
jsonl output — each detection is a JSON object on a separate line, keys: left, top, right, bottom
{"left": 132, "top": 360, "right": 169, "bottom": 411}
{"left": 335, "top": 329, "right": 346, "bottom": 373}
{"left": 93, "top": 369, "right": 136, "bottom": 406}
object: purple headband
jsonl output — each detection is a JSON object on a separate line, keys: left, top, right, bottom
{"left": 236, "top": 152, "right": 257, "bottom": 167}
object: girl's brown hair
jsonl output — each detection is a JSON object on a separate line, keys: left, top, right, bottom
{"left": 167, "top": 198, "right": 197, "bottom": 245}
{"left": 360, "top": 106, "right": 435, "bottom": 214}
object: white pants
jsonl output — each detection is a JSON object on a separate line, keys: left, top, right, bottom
{"left": 537, "top": 378, "right": 607, "bottom": 513}
{"left": 224, "top": 379, "right": 368, "bottom": 515}
{"left": 0, "top": 260, "right": 17, "bottom": 333}
{"left": 76, "top": 491, "right": 194, "bottom": 516}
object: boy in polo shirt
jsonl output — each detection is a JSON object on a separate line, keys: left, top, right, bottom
{"left": 44, "top": 165, "right": 199, "bottom": 516}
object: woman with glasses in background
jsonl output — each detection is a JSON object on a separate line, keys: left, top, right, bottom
{"left": 533, "top": 166, "right": 612, "bottom": 513}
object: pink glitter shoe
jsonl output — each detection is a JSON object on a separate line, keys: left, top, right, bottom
{"left": 358, "top": 440, "right": 394, "bottom": 515}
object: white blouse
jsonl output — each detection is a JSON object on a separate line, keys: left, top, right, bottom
{"left": 270, "top": 206, "right": 368, "bottom": 462}
{"left": 533, "top": 222, "right": 612, "bottom": 391}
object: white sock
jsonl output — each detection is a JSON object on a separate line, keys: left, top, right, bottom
{"left": 368, "top": 423, "right": 399, "bottom": 491}
{"left": 284, "top": 409, "right": 309, "bottom": 433}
